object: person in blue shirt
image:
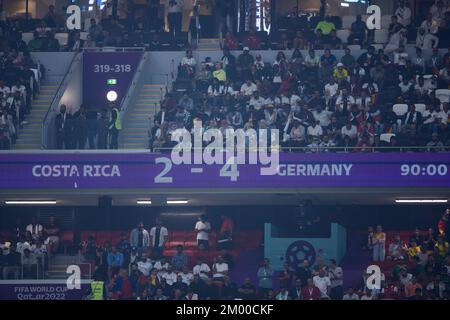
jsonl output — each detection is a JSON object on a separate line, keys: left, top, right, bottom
{"left": 107, "top": 246, "right": 124, "bottom": 279}
{"left": 320, "top": 49, "right": 337, "bottom": 81}
{"left": 171, "top": 245, "right": 188, "bottom": 272}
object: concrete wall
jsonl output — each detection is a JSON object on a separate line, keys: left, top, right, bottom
{"left": 30, "top": 52, "right": 76, "bottom": 83}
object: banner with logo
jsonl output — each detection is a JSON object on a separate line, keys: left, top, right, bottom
{"left": 0, "top": 152, "right": 449, "bottom": 189}
{"left": 0, "top": 280, "right": 90, "bottom": 300}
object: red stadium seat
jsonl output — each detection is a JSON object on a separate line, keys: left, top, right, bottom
{"left": 60, "top": 230, "right": 74, "bottom": 254}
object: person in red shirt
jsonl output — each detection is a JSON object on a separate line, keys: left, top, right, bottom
{"left": 244, "top": 29, "right": 262, "bottom": 50}
{"left": 222, "top": 32, "right": 237, "bottom": 50}
{"left": 112, "top": 268, "right": 134, "bottom": 300}
{"left": 219, "top": 214, "right": 234, "bottom": 250}
{"left": 301, "top": 278, "right": 321, "bottom": 300}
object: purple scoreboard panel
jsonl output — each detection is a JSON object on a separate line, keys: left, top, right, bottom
{"left": 82, "top": 51, "right": 142, "bottom": 108}
{"left": 0, "top": 152, "right": 449, "bottom": 189}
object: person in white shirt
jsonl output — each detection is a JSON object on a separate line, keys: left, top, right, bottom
{"left": 154, "top": 257, "right": 170, "bottom": 278}
{"left": 328, "top": 259, "right": 344, "bottom": 300}
{"left": 240, "top": 79, "right": 257, "bottom": 96}
{"left": 248, "top": 91, "right": 265, "bottom": 110}
{"left": 341, "top": 122, "right": 358, "bottom": 141}
{"left": 195, "top": 215, "right": 211, "bottom": 249}
{"left": 137, "top": 254, "right": 153, "bottom": 276}
{"left": 0, "top": 81, "right": 11, "bottom": 97}
{"left": 212, "top": 255, "right": 229, "bottom": 280}
{"left": 386, "top": 30, "right": 407, "bottom": 53}
{"left": 421, "top": 13, "right": 439, "bottom": 34}
{"left": 313, "top": 269, "right": 331, "bottom": 299}
{"left": 162, "top": 265, "right": 177, "bottom": 286}
{"left": 430, "top": 0, "right": 448, "bottom": 25}
{"left": 324, "top": 78, "right": 339, "bottom": 104}
{"left": 149, "top": 219, "right": 168, "bottom": 260}
{"left": 26, "top": 217, "right": 43, "bottom": 240}
{"left": 342, "top": 287, "right": 360, "bottom": 300}
{"left": 307, "top": 121, "right": 323, "bottom": 138}
{"left": 179, "top": 266, "right": 194, "bottom": 285}
{"left": 360, "top": 291, "right": 373, "bottom": 300}
{"left": 193, "top": 257, "right": 211, "bottom": 280}
{"left": 335, "top": 89, "right": 355, "bottom": 113}
{"left": 312, "top": 106, "right": 332, "bottom": 127}
{"left": 416, "top": 28, "right": 439, "bottom": 50}
{"left": 394, "top": 1, "right": 412, "bottom": 27}
{"left": 180, "top": 49, "right": 196, "bottom": 78}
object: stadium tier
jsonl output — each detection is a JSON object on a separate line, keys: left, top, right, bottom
{"left": 0, "top": 0, "right": 450, "bottom": 304}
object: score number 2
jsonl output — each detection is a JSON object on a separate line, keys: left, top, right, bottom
{"left": 154, "top": 157, "right": 240, "bottom": 183}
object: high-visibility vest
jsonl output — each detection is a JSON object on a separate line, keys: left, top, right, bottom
{"left": 91, "top": 281, "right": 104, "bottom": 300}
{"left": 109, "top": 108, "right": 122, "bottom": 130}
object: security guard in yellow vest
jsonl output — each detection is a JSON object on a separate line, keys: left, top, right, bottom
{"left": 90, "top": 280, "right": 105, "bottom": 300}
{"left": 109, "top": 104, "right": 122, "bottom": 149}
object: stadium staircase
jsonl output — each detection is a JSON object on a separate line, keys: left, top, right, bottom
{"left": 46, "top": 254, "right": 91, "bottom": 280}
{"left": 197, "top": 38, "right": 221, "bottom": 51}
{"left": 120, "top": 84, "right": 164, "bottom": 149}
{"left": 13, "top": 83, "right": 58, "bottom": 149}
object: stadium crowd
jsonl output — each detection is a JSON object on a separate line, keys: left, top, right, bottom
{"left": 151, "top": 43, "right": 450, "bottom": 152}
{"left": 0, "top": 216, "right": 60, "bottom": 279}
{"left": 76, "top": 210, "right": 450, "bottom": 300}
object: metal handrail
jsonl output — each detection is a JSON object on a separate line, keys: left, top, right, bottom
{"left": 82, "top": 47, "right": 146, "bottom": 52}
{"left": 41, "top": 52, "right": 80, "bottom": 149}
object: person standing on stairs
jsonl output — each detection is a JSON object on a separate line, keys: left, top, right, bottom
{"left": 55, "top": 104, "right": 71, "bottom": 149}
{"left": 197, "top": 0, "right": 215, "bottom": 39}
{"left": 108, "top": 103, "right": 121, "bottom": 149}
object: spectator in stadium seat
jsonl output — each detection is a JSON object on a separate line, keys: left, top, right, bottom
{"left": 185, "top": 287, "right": 199, "bottom": 300}
{"left": 2, "top": 245, "right": 21, "bottom": 279}
{"left": 195, "top": 215, "right": 211, "bottom": 250}
{"left": 388, "top": 234, "right": 406, "bottom": 260}
{"left": 149, "top": 218, "right": 168, "bottom": 260}
{"left": 193, "top": 256, "right": 211, "bottom": 280}
{"left": 289, "top": 278, "right": 303, "bottom": 300}
{"left": 44, "top": 215, "right": 60, "bottom": 254}
{"left": 256, "top": 258, "right": 273, "bottom": 293}
{"left": 153, "top": 287, "right": 168, "bottom": 300}
{"left": 301, "top": 278, "right": 321, "bottom": 300}
{"left": 26, "top": 216, "right": 43, "bottom": 241}
{"left": 373, "top": 225, "right": 386, "bottom": 262}
{"left": 22, "top": 248, "right": 37, "bottom": 279}
{"left": 200, "top": 277, "right": 219, "bottom": 300}
{"left": 107, "top": 245, "right": 124, "bottom": 279}
{"left": 212, "top": 255, "right": 229, "bottom": 280}
{"left": 218, "top": 214, "right": 234, "bottom": 249}
{"left": 328, "top": 259, "right": 343, "bottom": 300}
{"left": 171, "top": 245, "right": 188, "bottom": 272}
{"left": 426, "top": 132, "right": 445, "bottom": 151}
{"left": 112, "top": 268, "right": 135, "bottom": 300}
{"left": 340, "top": 48, "right": 356, "bottom": 69}
{"left": 222, "top": 275, "right": 238, "bottom": 300}
{"left": 405, "top": 277, "right": 423, "bottom": 298}
{"left": 172, "top": 274, "right": 188, "bottom": 296}
{"left": 130, "top": 221, "right": 150, "bottom": 256}
{"left": 348, "top": 15, "right": 367, "bottom": 45}
{"left": 416, "top": 28, "right": 439, "bottom": 51}
{"left": 313, "top": 268, "right": 331, "bottom": 299}
{"left": 394, "top": 0, "right": 412, "bottom": 28}
{"left": 342, "top": 287, "right": 360, "bottom": 300}
{"left": 237, "top": 277, "right": 256, "bottom": 300}
{"left": 435, "top": 236, "right": 449, "bottom": 257}
{"left": 244, "top": 29, "right": 261, "bottom": 50}
{"left": 44, "top": 31, "right": 60, "bottom": 52}
{"left": 314, "top": 16, "right": 335, "bottom": 36}
{"left": 137, "top": 254, "right": 152, "bottom": 277}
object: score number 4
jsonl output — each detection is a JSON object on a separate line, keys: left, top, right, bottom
{"left": 154, "top": 157, "right": 240, "bottom": 183}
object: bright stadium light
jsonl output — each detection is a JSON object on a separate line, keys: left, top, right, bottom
{"left": 395, "top": 199, "right": 448, "bottom": 203}
{"left": 167, "top": 200, "right": 189, "bottom": 205}
{"left": 137, "top": 200, "right": 152, "bottom": 205}
{"left": 4, "top": 200, "right": 57, "bottom": 205}
{"left": 106, "top": 90, "right": 118, "bottom": 102}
